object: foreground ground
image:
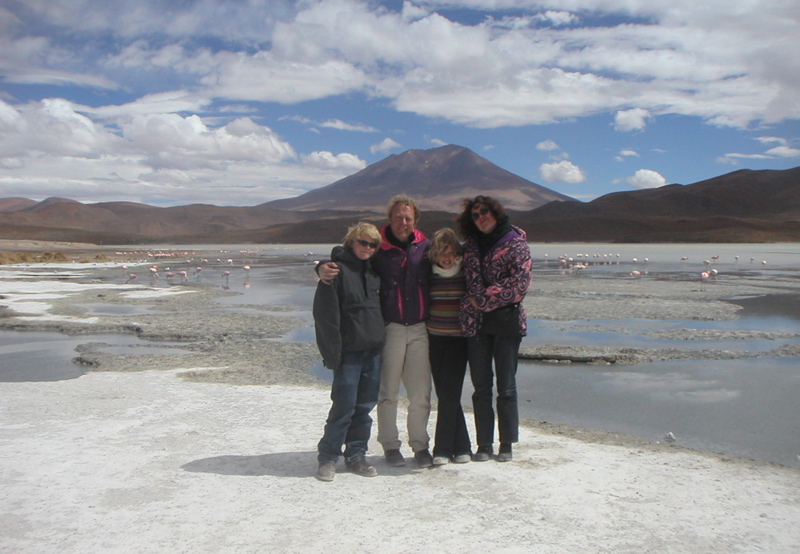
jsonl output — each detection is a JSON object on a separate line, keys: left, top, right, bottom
{"left": 1, "top": 241, "right": 799, "bottom": 552}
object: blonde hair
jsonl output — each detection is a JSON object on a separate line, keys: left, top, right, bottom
{"left": 386, "top": 194, "right": 420, "bottom": 222}
{"left": 428, "top": 227, "right": 463, "bottom": 262}
{"left": 343, "top": 221, "right": 382, "bottom": 248}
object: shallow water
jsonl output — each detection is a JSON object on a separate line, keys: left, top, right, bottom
{"left": 2, "top": 242, "right": 799, "bottom": 466}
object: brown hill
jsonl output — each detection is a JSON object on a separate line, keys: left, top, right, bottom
{"left": 267, "top": 144, "right": 574, "bottom": 213}
{"left": 0, "top": 197, "right": 39, "bottom": 212}
{"left": 516, "top": 167, "right": 800, "bottom": 242}
{"left": 0, "top": 163, "right": 797, "bottom": 245}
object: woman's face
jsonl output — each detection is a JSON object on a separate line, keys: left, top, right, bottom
{"left": 471, "top": 203, "right": 497, "bottom": 234}
{"left": 435, "top": 245, "right": 457, "bottom": 269}
{"left": 352, "top": 236, "right": 378, "bottom": 260}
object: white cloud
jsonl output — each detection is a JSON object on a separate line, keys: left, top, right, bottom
{"left": 540, "top": 160, "right": 586, "bottom": 183}
{"left": 765, "top": 146, "right": 800, "bottom": 158}
{"left": 371, "top": 137, "right": 402, "bottom": 154}
{"left": 301, "top": 151, "right": 366, "bottom": 170}
{"left": 537, "top": 139, "right": 560, "bottom": 151}
{"left": 628, "top": 169, "right": 667, "bottom": 189}
{"left": 320, "top": 119, "right": 378, "bottom": 132}
{"left": 615, "top": 148, "right": 640, "bottom": 162}
{"left": 755, "top": 136, "right": 787, "bottom": 146}
{"left": 614, "top": 109, "right": 652, "bottom": 132}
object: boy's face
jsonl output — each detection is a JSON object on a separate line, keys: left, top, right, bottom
{"left": 352, "top": 237, "right": 378, "bottom": 260}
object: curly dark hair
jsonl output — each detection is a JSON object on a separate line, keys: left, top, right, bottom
{"left": 456, "top": 195, "right": 508, "bottom": 239}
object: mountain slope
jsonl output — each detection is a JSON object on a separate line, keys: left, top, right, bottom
{"left": 267, "top": 144, "right": 575, "bottom": 213}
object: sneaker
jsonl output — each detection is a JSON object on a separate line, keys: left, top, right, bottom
{"left": 315, "top": 461, "right": 336, "bottom": 482}
{"left": 384, "top": 449, "right": 405, "bottom": 467}
{"left": 347, "top": 459, "right": 378, "bottom": 477}
{"left": 497, "top": 443, "right": 513, "bottom": 463}
{"left": 414, "top": 449, "right": 433, "bottom": 468}
{"left": 473, "top": 445, "right": 493, "bottom": 462}
{"left": 453, "top": 453, "right": 471, "bottom": 464}
{"left": 432, "top": 455, "right": 450, "bottom": 466}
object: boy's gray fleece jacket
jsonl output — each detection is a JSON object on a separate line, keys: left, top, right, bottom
{"left": 313, "top": 245, "right": 385, "bottom": 370}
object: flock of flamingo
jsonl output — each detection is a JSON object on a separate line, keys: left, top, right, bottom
{"left": 118, "top": 249, "right": 256, "bottom": 289}
{"left": 541, "top": 251, "right": 769, "bottom": 290}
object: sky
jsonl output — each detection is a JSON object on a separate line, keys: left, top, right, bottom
{"left": 0, "top": 0, "right": 799, "bottom": 208}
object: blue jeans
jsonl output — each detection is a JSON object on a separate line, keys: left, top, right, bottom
{"left": 468, "top": 333, "right": 522, "bottom": 447}
{"left": 317, "top": 348, "right": 381, "bottom": 465}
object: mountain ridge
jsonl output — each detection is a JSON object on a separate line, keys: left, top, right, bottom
{"left": 0, "top": 149, "right": 797, "bottom": 244}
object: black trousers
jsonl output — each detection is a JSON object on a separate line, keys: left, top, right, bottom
{"left": 468, "top": 332, "right": 522, "bottom": 447}
{"left": 429, "top": 334, "right": 472, "bottom": 457}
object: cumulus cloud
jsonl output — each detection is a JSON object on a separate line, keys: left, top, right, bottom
{"left": 628, "top": 169, "right": 667, "bottom": 189}
{"left": 301, "top": 151, "right": 366, "bottom": 170}
{"left": 121, "top": 114, "right": 296, "bottom": 170}
{"left": 614, "top": 109, "right": 652, "bottom": 132}
{"left": 537, "top": 139, "right": 560, "bottom": 151}
{"left": 371, "top": 137, "right": 402, "bottom": 154}
{"left": 540, "top": 160, "right": 586, "bottom": 183}
{"left": 765, "top": 145, "right": 800, "bottom": 158}
{"left": 1, "top": 1, "right": 798, "bottom": 206}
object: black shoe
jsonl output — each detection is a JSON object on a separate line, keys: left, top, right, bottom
{"left": 414, "top": 449, "right": 433, "bottom": 468}
{"left": 497, "top": 443, "right": 513, "bottom": 462}
{"left": 384, "top": 449, "right": 405, "bottom": 467}
{"left": 473, "top": 445, "right": 493, "bottom": 462}
{"left": 347, "top": 459, "right": 377, "bottom": 477}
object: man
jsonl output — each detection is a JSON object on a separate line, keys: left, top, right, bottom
{"left": 318, "top": 195, "right": 433, "bottom": 468}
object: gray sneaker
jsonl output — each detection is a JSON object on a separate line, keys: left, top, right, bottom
{"left": 453, "top": 453, "right": 471, "bottom": 464}
{"left": 315, "top": 462, "right": 335, "bottom": 482}
{"left": 432, "top": 455, "right": 450, "bottom": 466}
{"left": 347, "top": 459, "right": 378, "bottom": 477}
{"left": 414, "top": 449, "right": 433, "bottom": 468}
{"left": 473, "top": 446, "right": 493, "bottom": 462}
{"left": 384, "top": 449, "right": 405, "bottom": 467}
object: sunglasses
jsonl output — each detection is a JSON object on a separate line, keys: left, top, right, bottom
{"left": 356, "top": 239, "right": 379, "bottom": 249}
{"left": 471, "top": 207, "right": 490, "bottom": 220}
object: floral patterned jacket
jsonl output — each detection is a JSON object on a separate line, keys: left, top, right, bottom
{"left": 459, "top": 225, "right": 532, "bottom": 337}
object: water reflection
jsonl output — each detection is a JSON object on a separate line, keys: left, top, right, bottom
{"left": 513, "top": 358, "right": 800, "bottom": 467}
{"left": 0, "top": 332, "right": 190, "bottom": 382}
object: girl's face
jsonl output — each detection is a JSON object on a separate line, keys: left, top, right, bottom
{"left": 436, "top": 245, "right": 457, "bottom": 269}
{"left": 352, "top": 236, "right": 378, "bottom": 260}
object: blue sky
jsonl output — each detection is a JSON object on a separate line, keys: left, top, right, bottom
{"left": 1, "top": 0, "right": 798, "bottom": 207}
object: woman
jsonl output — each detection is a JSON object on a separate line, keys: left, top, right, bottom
{"left": 313, "top": 222, "right": 385, "bottom": 481}
{"left": 427, "top": 228, "right": 472, "bottom": 465}
{"left": 457, "top": 196, "right": 532, "bottom": 462}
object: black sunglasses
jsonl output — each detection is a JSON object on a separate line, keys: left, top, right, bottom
{"left": 356, "top": 239, "right": 379, "bottom": 249}
{"left": 471, "top": 207, "right": 490, "bottom": 220}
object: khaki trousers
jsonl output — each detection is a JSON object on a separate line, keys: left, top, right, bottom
{"left": 377, "top": 322, "right": 432, "bottom": 453}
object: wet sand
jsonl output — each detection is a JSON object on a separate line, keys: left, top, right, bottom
{"left": 1, "top": 241, "right": 799, "bottom": 552}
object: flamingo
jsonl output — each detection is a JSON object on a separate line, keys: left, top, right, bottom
{"left": 125, "top": 273, "right": 137, "bottom": 284}
{"left": 700, "top": 271, "right": 710, "bottom": 290}
{"left": 177, "top": 270, "right": 188, "bottom": 283}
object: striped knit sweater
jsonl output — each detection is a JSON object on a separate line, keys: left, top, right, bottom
{"left": 427, "top": 270, "right": 466, "bottom": 337}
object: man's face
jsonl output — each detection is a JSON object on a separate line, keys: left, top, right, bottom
{"left": 390, "top": 203, "right": 416, "bottom": 241}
